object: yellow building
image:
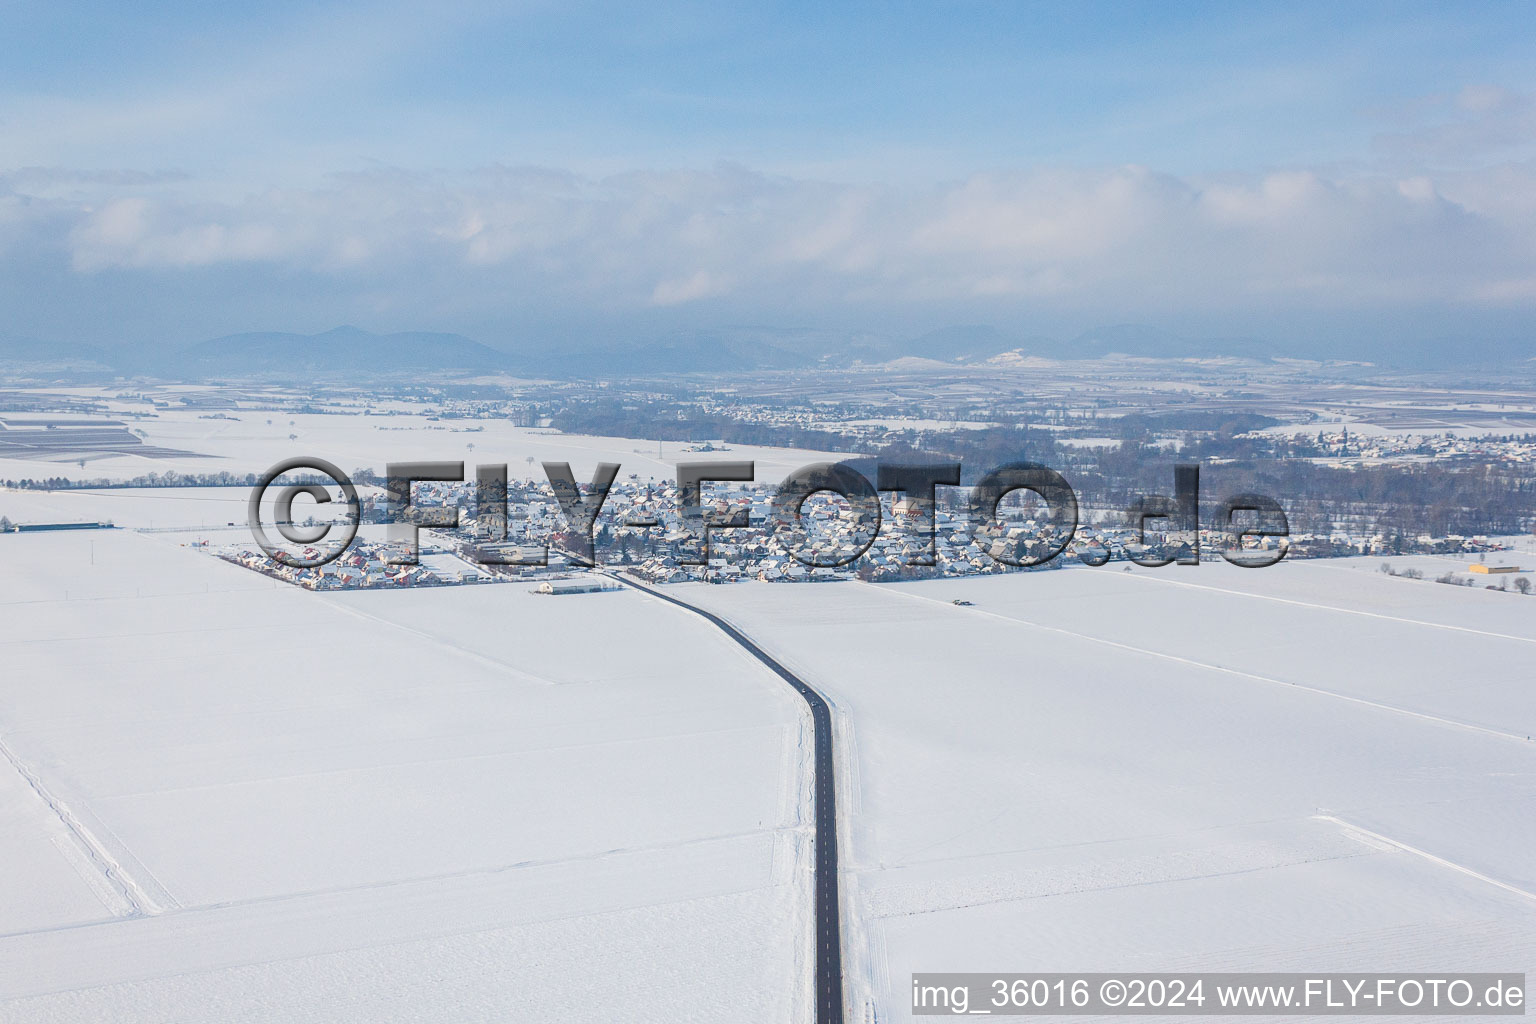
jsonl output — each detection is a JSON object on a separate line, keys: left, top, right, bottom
{"left": 1469, "top": 564, "right": 1519, "bottom": 574}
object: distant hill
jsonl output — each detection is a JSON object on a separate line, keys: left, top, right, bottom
{"left": 899, "top": 323, "right": 1280, "bottom": 363}
{"left": 168, "top": 326, "right": 522, "bottom": 379}
{"left": 1067, "top": 324, "right": 1272, "bottom": 360}
{"left": 14, "top": 320, "right": 1515, "bottom": 384}
{"left": 543, "top": 323, "right": 1289, "bottom": 372}
{"left": 176, "top": 324, "right": 1526, "bottom": 376}
{"left": 535, "top": 331, "right": 807, "bottom": 377}
{"left": 903, "top": 325, "right": 1018, "bottom": 362}
{"left": 0, "top": 334, "right": 116, "bottom": 375}
{"left": 532, "top": 326, "right": 897, "bottom": 377}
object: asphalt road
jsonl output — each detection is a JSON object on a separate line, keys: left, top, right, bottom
{"left": 610, "top": 573, "right": 845, "bottom": 1024}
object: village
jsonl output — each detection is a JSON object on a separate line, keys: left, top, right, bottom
{"left": 216, "top": 472, "right": 1522, "bottom": 591}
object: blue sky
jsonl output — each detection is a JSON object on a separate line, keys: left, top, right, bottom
{"left": 2, "top": 1, "right": 1535, "bottom": 355}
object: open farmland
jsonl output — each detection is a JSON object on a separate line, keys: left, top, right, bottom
{"left": 0, "top": 400, "right": 857, "bottom": 486}
{"left": 676, "top": 563, "right": 1536, "bottom": 1022}
{"left": 2, "top": 430, "right": 1534, "bottom": 1022}
{"left": 0, "top": 528, "right": 813, "bottom": 1023}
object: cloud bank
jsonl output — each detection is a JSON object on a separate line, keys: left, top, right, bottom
{"left": 3, "top": 156, "right": 1536, "bottom": 351}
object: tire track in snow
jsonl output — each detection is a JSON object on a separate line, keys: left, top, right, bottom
{"left": 1317, "top": 815, "right": 1536, "bottom": 904}
{"left": 1113, "top": 569, "right": 1536, "bottom": 647}
{"left": 867, "top": 582, "right": 1535, "bottom": 746}
{"left": 0, "top": 733, "right": 160, "bottom": 917}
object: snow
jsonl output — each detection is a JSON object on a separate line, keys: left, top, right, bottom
{"left": 0, "top": 741, "right": 134, "bottom": 932}
{"left": 0, "top": 406, "right": 856, "bottom": 485}
{"left": 0, "top": 486, "right": 256, "bottom": 531}
{"left": 0, "top": 529, "right": 813, "bottom": 1022}
{"left": 4, "top": 472, "right": 1535, "bottom": 1021}
{"left": 673, "top": 563, "right": 1536, "bottom": 1021}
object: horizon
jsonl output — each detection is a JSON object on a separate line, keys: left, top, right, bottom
{"left": 11, "top": 320, "right": 1534, "bottom": 376}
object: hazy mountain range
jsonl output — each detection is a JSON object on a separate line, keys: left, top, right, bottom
{"left": 0, "top": 323, "right": 1527, "bottom": 381}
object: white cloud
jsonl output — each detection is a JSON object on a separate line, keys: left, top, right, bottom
{"left": 651, "top": 270, "right": 723, "bottom": 306}
{"left": 6, "top": 158, "right": 1536, "bottom": 324}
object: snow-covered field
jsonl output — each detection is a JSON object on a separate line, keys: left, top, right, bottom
{"left": 0, "top": 403, "right": 855, "bottom": 485}
{"left": 676, "top": 562, "right": 1536, "bottom": 1022}
{"left": 0, "top": 528, "right": 813, "bottom": 1023}
{"left": 4, "top": 449, "right": 1534, "bottom": 1022}
{"left": 0, "top": 486, "right": 257, "bottom": 532}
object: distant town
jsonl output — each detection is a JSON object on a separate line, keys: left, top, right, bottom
{"left": 213, "top": 472, "right": 1524, "bottom": 593}
{"left": 3, "top": 363, "right": 1534, "bottom": 596}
